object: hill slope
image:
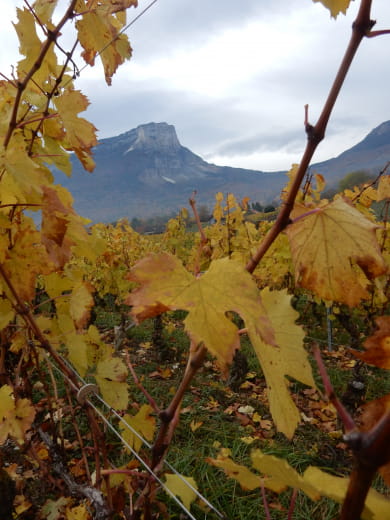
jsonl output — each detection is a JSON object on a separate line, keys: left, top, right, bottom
{"left": 57, "top": 121, "right": 390, "bottom": 222}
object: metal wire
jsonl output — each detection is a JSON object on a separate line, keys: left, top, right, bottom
{"left": 47, "top": 353, "right": 225, "bottom": 519}
{"left": 85, "top": 396, "right": 199, "bottom": 520}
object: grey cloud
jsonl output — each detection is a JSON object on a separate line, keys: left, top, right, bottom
{"left": 210, "top": 129, "right": 304, "bottom": 157}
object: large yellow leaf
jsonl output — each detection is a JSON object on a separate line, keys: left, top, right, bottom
{"left": 3, "top": 223, "right": 53, "bottom": 302}
{"left": 65, "top": 333, "right": 89, "bottom": 377}
{"left": 127, "top": 253, "right": 274, "bottom": 372}
{"left": 251, "top": 449, "right": 319, "bottom": 500}
{"left": 53, "top": 89, "right": 97, "bottom": 171}
{"left": 303, "top": 467, "right": 390, "bottom": 520}
{"left": 0, "top": 385, "right": 35, "bottom": 445}
{"left": 75, "top": 0, "right": 135, "bottom": 85}
{"left": 2, "top": 133, "right": 53, "bottom": 205}
{"left": 164, "top": 474, "right": 198, "bottom": 510}
{"left": 70, "top": 283, "right": 94, "bottom": 329}
{"left": 312, "top": 0, "right": 352, "bottom": 18}
{"left": 41, "top": 185, "right": 74, "bottom": 269}
{"left": 120, "top": 404, "right": 156, "bottom": 452}
{"left": 13, "top": 7, "right": 60, "bottom": 87}
{"left": 13, "top": 8, "right": 42, "bottom": 75}
{"left": 207, "top": 452, "right": 270, "bottom": 491}
{"left": 209, "top": 449, "right": 389, "bottom": 519}
{"left": 285, "top": 198, "right": 387, "bottom": 306}
{"left": 32, "top": 0, "right": 58, "bottom": 28}
{"left": 95, "top": 357, "right": 128, "bottom": 410}
{"left": 65, "top": 504, "right": 89, "bottom": 520}
{"left": 249, "top": 289, "right": 316, "bottom": 438}
{"left": 377, "top": 176, "right": 390, "bottom": 201}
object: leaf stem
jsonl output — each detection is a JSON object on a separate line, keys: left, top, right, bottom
{"left": 313, "top": 345, "right": 356, "bottom": 433}
{"left": 125, "top": 351, "right": 161, "bottom": 414}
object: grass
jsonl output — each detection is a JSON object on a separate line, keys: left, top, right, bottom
{"left": 106, "top": 302, "right": 389, "bottom": 519}
{"left": 20, "top": 300, "right": 387, "bottom": 519}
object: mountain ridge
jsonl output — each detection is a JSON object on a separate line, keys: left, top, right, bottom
{"left": 57, "top": 121, "right": 390, "bottom": 222}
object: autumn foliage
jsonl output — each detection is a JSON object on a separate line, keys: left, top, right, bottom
{"left": 0, "top": 0, "right": 389, "bottom": 519}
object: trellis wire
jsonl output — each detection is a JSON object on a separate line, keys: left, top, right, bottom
{"left": 46, "top": 353, "right": 225, "bottom": 520}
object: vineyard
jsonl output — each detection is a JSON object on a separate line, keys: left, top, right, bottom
{"left": 0, "top": 0, "right": 389, "bottom": 519}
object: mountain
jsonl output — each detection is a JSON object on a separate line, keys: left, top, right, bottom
{"left": 57, "top": 121, "right": 390, "bottom": 223}
{"left": 57, "top": 122, "right": 286, "bottom": 222}
{"left": 312, "top": 120, "right": 390, "bottom": 182}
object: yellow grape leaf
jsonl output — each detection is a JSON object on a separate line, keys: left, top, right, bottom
{"left": 377, "top": 176, "right": 390, "bottom": 201}
{"left": 312, "top": 0, "right": 352, "bottom": 18}
{"left": 303, "top": 467, "right": 390, "bottom": 520}
{"left": 13, "top": 8, "right": 42, "bottom": 75}
{"left": 41, "top": 185, "right": 75, "bottom": 268}
{"left": 121, "top": 404, "right": 156, "bottom": 452}
{"left": 249, "top": 288, "right": 315, "bottom": 438}
{"left": 96, "top": 0, "right": 138, "bottom": 15}
{"left": 0, "top": 298, "right": 15, "bottom": 330}
{"left": 207, "top": 453, "right": 267, "bottom": 491}
{"left": 126, "top": 253, "right": 275, "bottom": 372}
{"left": 95, "top": 357, "right": 128, "bottom": 410}
{"left": 13, "top": 7, "right": 59, "bottom": 88}
{"left": 70, "top": 283, "right": 94, "bottom": 329}
{"left": 251, "top": 449, "right": 319, "bottom": 500}
{"left": 164, "top": 474, "right": 198, "bottom": 510}
{"left": 3, "top": 222, "right": 52, "bottom": 302}
{"left": 44, "top": 272, "right": 73, "bottom": 300}
{"left": 85, "top": 325, "right": 113, "bottom": 365}
{"left": 32, "top": 0, "right": 57, "bottom": 28}
{"left": 75, "top": 0, "right": 134, "bottom": 85}
{"left": 285, "top": 198, "right": 387, "bottom": 307}
{"left": 281, "top": 164, "right": 300, "bottom": 202}
{"left": 41, "top": 133, "right": 70, "bottom": 171}
{"left": 53, "top": 89, "right": 97, "bottom": 171}
{"left": 65, "top": 333, "right": 89, "bottom": 377}
{"left": 0, "top": 81, "right": 16, "bottom": 137}
{"left": 0, "top": 385, "right": 15, "bottom": 422}
{"left": 65, "top": 504, "right": 90, "bottom": 520}
{"left": 2, "top": 132, "right": 53, "bottom": 204}
{"left": 0, "top": 385, "right": 35, "bottom": 444}
{"left": 352, "top": 316, "right": 390, "bottom": 369}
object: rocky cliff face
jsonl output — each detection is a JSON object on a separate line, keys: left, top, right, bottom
{"left": 124, "top": 122, "right": 181, "bottom": 153}
{"left": 90, "top": 122, "right": 221, "bottom": 188}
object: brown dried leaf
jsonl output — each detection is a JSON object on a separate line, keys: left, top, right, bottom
{"left": 353, "top": 316, "right": 390, "bottom": 369}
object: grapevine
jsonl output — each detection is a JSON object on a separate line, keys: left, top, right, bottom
{"left": 0, "top": 1, "right": 389, "bottom": 519}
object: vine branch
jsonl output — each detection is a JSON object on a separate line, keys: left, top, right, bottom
{"left": 246, "top": 0, "right": 375, "bottom": 274}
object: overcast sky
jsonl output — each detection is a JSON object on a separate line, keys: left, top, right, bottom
{"left": 1, "top": 0, "right": 390, "bottom": 171}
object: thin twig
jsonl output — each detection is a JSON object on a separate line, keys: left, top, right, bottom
{"left": 287, "top": 488, "right": 298, "bottom": 520}
{"left": 313, "top": 344, "right": 356, "bottom": 432}
{"left": 260, "top": 482, "right": 272, "bottom": 520}
{"left": 125, "top": 351, "right": 161, "bottom": 414}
